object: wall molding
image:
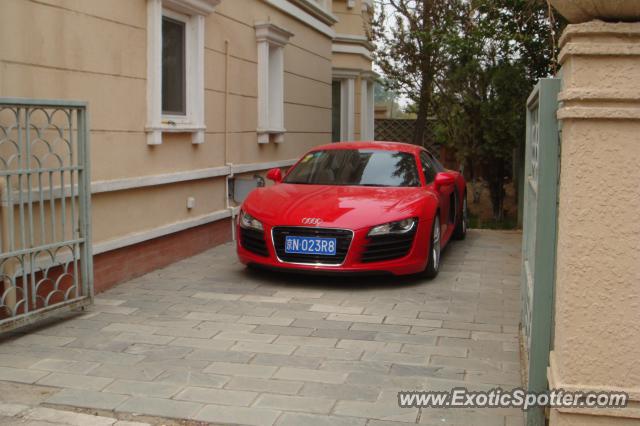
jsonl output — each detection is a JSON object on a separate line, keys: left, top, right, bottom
{"left": 559, "top": 43, "right": 640, "bottom": 65}
{"left": 92, "top": 167, "right": 230, "bottom": 194}
{"left": 559, "top": 21, "right": 640, "bottom": 47}
{"left": 332, "top": 43, "right": 373, "bottom": 60}
{"left": 559, "top": 88, "right": 640, "bottom": 103}
{"left": 288, "top": 0, "right": 338, "bottom": 25}
{"left": 1, "top": 159, "right": 298, "bottom": 204}
{"left": 95, "top": 158, "right": 298, "bottom": 193}
{"left": 557, "top": 106, "right": 640, "bottom": 121}
{"left": 548, "top": 351, "right": 640, "bottom": 418}
{"left": 163, "top": 0, "right": 221, "bottom": 15}
{"left": 231, "top": 158, "right": 297, "bottom": 174}
{"left": 93, "top": 207, "right": 238, "bottom": 255}
{"left": 334, "top": 33, "right": 374, "bottom": 50}
{"left": 264, "top": 0, "right": 335, "bottom": 38}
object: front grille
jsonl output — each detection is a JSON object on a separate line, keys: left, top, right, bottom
{"left": 361, "top": 228, "right": 417, "bottom": 263}
{"left": 240, "top": 227, "right": 269, "bottom": 256}
{"left": 272, "top": 227, "right": 353, "bottom": 265}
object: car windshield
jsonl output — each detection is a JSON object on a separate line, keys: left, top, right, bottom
{"left": 284, "top": 149, "right": 420, "bottom": 187}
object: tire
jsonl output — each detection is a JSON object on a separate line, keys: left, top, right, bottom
{"left": 452, "top": 192, "right": 468, "bottom": 240}
{"left": 423, "top": 215, "right": 441, "bottom": 279}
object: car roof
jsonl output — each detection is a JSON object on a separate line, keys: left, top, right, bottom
{"left": 310, "top": 141, "right": 426, "bottom": 155}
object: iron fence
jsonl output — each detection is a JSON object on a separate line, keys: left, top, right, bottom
{"left": 0, "top": 98, "right": 92, "bottom": 332}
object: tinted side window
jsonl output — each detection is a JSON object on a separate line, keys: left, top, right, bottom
{"left": 420, "top": 152, "right": 436, "bottom": 184}
{"left": 428, "top": 152, "right": 446, "bottom": 172}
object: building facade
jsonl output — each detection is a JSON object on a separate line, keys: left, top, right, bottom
{"left": 0, "top": 0, "right": 375, "bottom": 292}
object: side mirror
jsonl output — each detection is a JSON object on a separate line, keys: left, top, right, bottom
{"left": 266, "top": 168, "right": 283, "bottom": 183}
{"left": 434, "top": 172, "right": 455, "bottom": 190}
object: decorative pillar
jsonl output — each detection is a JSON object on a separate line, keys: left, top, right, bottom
{"left": 256, "top": 38, "right": 271, "bottom": 144}
{"left": 366, "top": 80, "right": 376, "bottom": 140}
{"left": 344, "top": 77, "right": 355, "bottom": 141}
{"left": 549, "top": 2, "right": 640, "bottom": 425}
{"left": 359, "top": 73, "right": 376, "bottom": 140}
{"left": 360, "top": 77, "right": 368, "bottom": 140}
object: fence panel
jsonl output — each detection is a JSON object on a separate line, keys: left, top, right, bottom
{"left": 520, "top": 79, "right": 561, "bottom": 426}
{"left": 0, "top": 98, "right": 93, "bottom": 332}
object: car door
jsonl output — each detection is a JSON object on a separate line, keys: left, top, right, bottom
{"left": 420, "top": 151, "right": 448, "bottom": 232}
{"left": 429, "top": 152, "right": 462, "bottom": 236}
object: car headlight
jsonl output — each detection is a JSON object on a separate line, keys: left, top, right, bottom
{"left": 239, "top": 210, "right": 264, "bottom": 231}
{"left": 368, "top": 218, "right": 417, "bottom": 237}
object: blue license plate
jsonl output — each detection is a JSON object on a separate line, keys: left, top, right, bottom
{"left": 285, "top": 236, "right": 337, "bottom": 256}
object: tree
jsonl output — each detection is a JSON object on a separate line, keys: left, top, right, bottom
{"left": 374, "top": 0, "right": 564, "bottom": 220}
{"left": 372, "top": 0, "right": 460, "bottom": 146}
{"left": 374, "top": 80, "right": 409, "bottom": 118}
{"left": 436, "top": 0, "right": 564, "bottom": 220}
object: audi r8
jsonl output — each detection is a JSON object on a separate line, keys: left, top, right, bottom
{"left": 236, "top": 142, "right": 467, "bottom": 277}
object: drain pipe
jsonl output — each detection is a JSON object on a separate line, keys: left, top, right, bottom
{"left": 223, "top": 39, "right": 236, "bottom": 242}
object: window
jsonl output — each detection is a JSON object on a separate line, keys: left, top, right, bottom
{"left": 162, "top": 15, "right": 186, "bottom": 115}
{"left": 428, "top": 152, "right": 446, "bottom": 172}
{"left": 284, "top": 149, "right": 420, "bottom": 187}
{"left": 146, "top": 0, "right": 219, "bottom": 145}
{"left": 255, "top": 22, "right": 293, "bottom": 144}
{"left": 420, "top": 152, "right": 437, "bottom": 184}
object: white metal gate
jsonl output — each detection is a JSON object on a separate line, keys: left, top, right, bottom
{"left": 0, "top": 98, "right": 93, "bottom": 332}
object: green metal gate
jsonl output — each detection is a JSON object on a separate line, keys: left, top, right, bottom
{"left": 0, "top": 98, "right": 93, "bottom": 332}
{"left": 521, "top": 79, "right": 561, "bottom": 426}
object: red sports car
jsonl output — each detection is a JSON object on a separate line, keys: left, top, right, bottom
{"left": 236, "top": 142, "right": 467, "bottom": 277}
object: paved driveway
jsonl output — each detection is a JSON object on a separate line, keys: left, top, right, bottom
{"left": 0, "top": 230, "right": 523, "bottom": 426}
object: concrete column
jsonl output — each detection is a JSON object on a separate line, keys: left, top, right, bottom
{"left": 548, "top": 3, "right": 640, "bottom": 424}
{"left": 256, "top": 40, "right": 270, "bottom": 144}
{"left": 342, "top": 78, "right": 355, "bottom": 141}
{"left": 360, "top": 78, "right": 368, "bottom": 140}
{"left": 367, "top": 80, "right": 375, "bottom": 139}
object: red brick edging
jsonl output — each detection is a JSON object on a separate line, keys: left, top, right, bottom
{"left": 93, "top": 218, "right": 232, "bottom": 294}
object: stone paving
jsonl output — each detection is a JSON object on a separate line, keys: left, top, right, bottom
{"left": 0, "top": 230, "right": 523, "bottom": 426}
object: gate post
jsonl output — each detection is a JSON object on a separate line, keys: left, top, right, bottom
{"left": 521, "top": 78, "right": 562, "bottom": 426}
{"left": 547, "top": 2, "right": 640, "bottom": 425}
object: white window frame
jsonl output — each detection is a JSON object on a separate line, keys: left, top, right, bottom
{"left": 146, "top": 0, "right": 220, "bottom": 145}
{"left": 255, "top": 22, "right": 293, "bottom": 144}
{"left": 360, "top": 73, "right": 376, "bottom": 140}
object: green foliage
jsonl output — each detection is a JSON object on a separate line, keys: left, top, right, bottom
{"left": 373, "top": 0, "right": 565, "bottom": 219}
{"left": 372, "top": 0, "right": 464, "bottom": 145}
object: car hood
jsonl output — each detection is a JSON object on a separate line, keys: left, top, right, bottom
{"left": 243, "top": 183, "right": 428, "bottom": 230}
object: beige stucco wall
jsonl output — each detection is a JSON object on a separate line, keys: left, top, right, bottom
{"left": 0, "top": 0, "right": 333, "bottom": 248}
{"left": 332, "top": 0, "right": 369, "bottom": 38}
{"left": 330, "top": 0, "right": 374, "bottom": 142}
{"left": 332, "top": 52, "right": 373, "bottom": 141}
{"left": 550, "top": 20, "right": 640, "bottom": 425}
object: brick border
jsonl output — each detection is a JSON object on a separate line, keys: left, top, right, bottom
{"left": 93, "top": 218, "right": 232, "bottom": 294}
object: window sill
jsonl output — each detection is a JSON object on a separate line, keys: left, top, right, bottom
{"left": 257, "top": 128, "right": 286, "bottom": 144}
{"left": 146, "top": 123, "right": 206, "bottom": 145}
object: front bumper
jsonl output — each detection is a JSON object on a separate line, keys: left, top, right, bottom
{"left": 236, "top": 223, "right": 430, "bottom": 276}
